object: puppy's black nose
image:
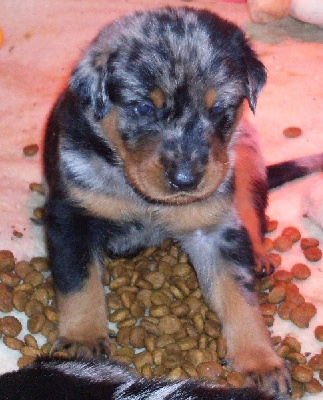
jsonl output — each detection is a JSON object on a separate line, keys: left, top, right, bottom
{"left": 167, "top": 165, "right": 201, "bottom": 191}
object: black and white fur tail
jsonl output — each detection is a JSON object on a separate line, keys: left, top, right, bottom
{"left": 0, "top": 357, "right": 284, "bottom": 400}
{"left": 267, "top": 153, "right": 323, "bottom": 189}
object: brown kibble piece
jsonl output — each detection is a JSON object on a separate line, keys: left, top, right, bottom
{"left": 267, "top": 253, "right": 282, "bottom": 268}
{"left": 277, "top": 301, "right": 297, "bottom": 320}
{"left": 291, "top": 263, "right": 311, "bottom": 280}
{"left": 283, "top": 127, "right": 302, "bottom": 138}
{"left": 281, "top": 226, "right": 301, "bottom": 242}
{"left": 29, "top": 182, "right": 45, "bottom": 195}
{"left": 308, "top": 354, "right": 323, "bottom": 371}
{"left": 282, "top": 336, "right": 301, "bottom": 353}
{"left": 23, "top": 144, "right": 39, "bottom": 156}
{"left": 291, "top": 365, "right": 313, "bottom": 383}
{"left": 159, "top": 315, "right": 181, "bottom": 335}
{"left": 3, "top": 336, "right": 24, "bottom": 350}
{"left": 273, "top": 235, "right": 293, "bottom": 252}
{"left": 0, "top": 283, "right": 13, "bottom": 312}
{"left": 196, "top": 361, "right": 223, "bottom": 380}
{"left": 1, "top": 316, "right": 22, "bottom": 337}
{"left": 289, "top": 303, "right": 316, "bottom": 328}
{"left": 267, "top": 284, "right": 286, "bottom": 304}
{"left": 305, "top": 378, "right": 323, "bottom": 394}
{"left": 0, "top": 250, "right": 15, "bottom": 272}
{"left": 314, "top": 325, "right": 323, "bottom": 341}
{"left": 304, "top": 247, "right": 322, "bottom": 262}
{"left": 273, "top": 270, "right": 293, "bottom": 282}
{"left": 266, "top": 219, "right": 278, "bottom": 233}
{"left": 301, "top": 238, "right": 319, "bottom": 250}
{"left": 17, "top": 356, "right": 36, "bottom": 369}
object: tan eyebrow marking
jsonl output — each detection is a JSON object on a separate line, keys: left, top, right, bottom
{"left": 150, "top": 88, "right": 165, "bottom": 108}
{"left": 204, "top": 88, "right": 217, "bottom": 109}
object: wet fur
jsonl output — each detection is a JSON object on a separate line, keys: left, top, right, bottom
{"left": 0, "top": 357, "right": 283, "bottom": 400}
{"left": 43, "top": 6, "right": 323, "bottom": 397}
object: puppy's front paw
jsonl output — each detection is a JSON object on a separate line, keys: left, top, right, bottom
{"left": 230, "top": 349, "right": 291, "bottom": 397}
{"left": 245, "top": 361, "right": 291, "bottom": 398}
{"left": 254, "top": 252, "right": 275, "bottom": 278}
{"left": 51, "top": 336, "right": 111, "bottom": 359}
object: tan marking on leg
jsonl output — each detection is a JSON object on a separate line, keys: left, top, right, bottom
{"left": 57, "top": 262, "right": 107, "bottom": 344}
{"left": 204, "top": 88, "right": 217, "bottom": 109}
{"left": 68, "top": 186, "right": 145, "bottom": 220}
{"left": 233, "top": 138, "right": 268, "bottom": 272}
{"left": 211, "top": 272, "right": 283, "bottom": 374}
{"left": 150, "top": 88, "right": 165, "bottom": 108}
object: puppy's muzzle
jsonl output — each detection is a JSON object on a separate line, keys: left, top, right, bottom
{"left": 160, "top": 140, "right": 209, "bottom": 192}
{"left": 165, "top": 162, "right": 204, "bottom": 191}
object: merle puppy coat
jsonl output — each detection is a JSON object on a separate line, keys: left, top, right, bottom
{"left": 0, "top": 357, "right": 285, "bottom": 400}
{"left": 44, "top": 6, "right": 323, "bottom": 396}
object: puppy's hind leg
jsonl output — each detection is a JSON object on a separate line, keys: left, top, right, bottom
{"left": 45, "top": 198, "right": 110, "bottom": 358}
{"left": 180, "top": 216, "right": 291, "bottom": 397}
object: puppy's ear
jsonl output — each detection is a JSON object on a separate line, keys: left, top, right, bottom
{"left": 243, "top": 45, "right": 267, "bottom": 113}
{"left": 69, "top": 48, "right": 111, "bottom": 120}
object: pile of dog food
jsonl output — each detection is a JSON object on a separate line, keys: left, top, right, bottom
{"left": 0, "top": 190, "right": 322, "bottom": 398}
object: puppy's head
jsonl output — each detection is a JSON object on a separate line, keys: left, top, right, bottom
{"left": 70, "top": 7, "right": 266, "bottom": 204}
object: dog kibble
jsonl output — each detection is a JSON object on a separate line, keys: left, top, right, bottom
{"left": 266, "top": 219, "right": 278, "bottom": 233}
{"left": 273, "top": 235, "right": 293, "bottom": 252}
{"left": 291, "top": 263, "right": 311, "bottom": 280}
{"left": 23, "top": 144, "right": 39, "bottom": 156}
{"left": 30, "top": 257, "right": 49, "bottom": 272}
{"left": 3, "top": 336, "right": 24, "bottom": 350}
{"left": 314, "top": 326, "right": 323, "bottom": 342}
{"left": 0, "top": 283, "right": 14, "bottom": 312}
{"left": 289, "top": 303, "right": 316, "bottom": 328}
{"left": 267, "top": 284, "right": 286, "bottom": 304}
{"left": 273, "top": 270, "right": 293, "bottom": 282}
{"left": 300, "top": 238, "right": 319, "bottom": 250}
{"left": 27, "top": 314, "right": 46, "bottom": 334}
{"left": 0, "top": 250, "right": 15, "bottom": 272}
{"left": 0, "top": 236, "right": 321, "bottom": 398}
{"left": 283, "top": 127, "right": 302, "bottom": 138}
{"left": 196, "top": 361, "right": 223, "bottom": 380}
{"left": 281, "top": 226, "right": 301, "bottom": 242}
{"left": 1, "top": 316, "right": 22, "bottom": 337}
{"left": 29, "top": 182, "right": 45, "bottom": 195}
{"left": 303, "top": 246, "right": 322, "bottom": 262}
{"left": 17, "top": 356, "right": 36, "bottom": 369}
{"left": 292, "top": 365, "right": 314, "bottom": 383}
{"left": 24, "top": 334, "right": 38, "bottom": 349}
{"left": 286, "top": 352, "right": 307, "bottom": 365}
{"left": 267, "top": 253, "right": 282, "bottom": 268}
{"left": 305, "top": 378, "right": 323, "bottom": 394}
{"left": 0, "top": 271, "right": 21, "bottom": 287}
{"left": 308, "top": 354, "right": 323, "bottom": 371}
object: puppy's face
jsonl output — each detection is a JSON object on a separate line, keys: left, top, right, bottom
{"left": 71, "top": 7, "right": 266, "bottom": 204}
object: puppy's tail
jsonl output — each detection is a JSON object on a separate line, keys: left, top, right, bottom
{"left": 267, "top": 153, "right": 323, "bottom": 189}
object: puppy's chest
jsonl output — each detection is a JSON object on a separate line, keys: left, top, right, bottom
{"left": 68, "top": 185, "right": 232, "bottom": 235}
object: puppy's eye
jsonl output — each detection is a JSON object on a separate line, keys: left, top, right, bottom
{"left": 134, "top": 103, "right": 155, "bottom": 117}
{"left": 210, "top": 103, "right": 224, "bottom": 115}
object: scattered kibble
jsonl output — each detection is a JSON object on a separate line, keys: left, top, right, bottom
{"left": 283, "top": 126, "right": 302, "bottom": 138}
{"left": 23, "top": 144, "right": 39, "bottom": 157}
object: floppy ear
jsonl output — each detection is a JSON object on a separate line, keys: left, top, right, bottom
{"left": 243, "top": 45, "right": 267, "bottom": 113}
{"left": 69, "top": 47, "right": 111, "bottom": 120}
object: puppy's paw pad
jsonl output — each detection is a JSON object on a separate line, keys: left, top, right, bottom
{"left": 51, "top": 337, "right": 111, "bottom": 359}
{"left": 245, "top": 361, "right": 291, "bottom": 397}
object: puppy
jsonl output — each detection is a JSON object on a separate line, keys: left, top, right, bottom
{"left": 43, "top": 6, "right": 323, "bottom": 396}
{"left": 0, "top": 357, "right": 284, "bottom": 400}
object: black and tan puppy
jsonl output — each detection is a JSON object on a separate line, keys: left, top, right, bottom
{"left": 0, "top": 357, "right": 284, "bottom": 400}
{"left": 44, "top": 6, "right": 323, "bottom": 397}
